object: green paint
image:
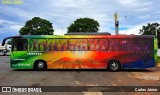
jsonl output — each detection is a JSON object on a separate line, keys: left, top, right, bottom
{"left": 154, "top": 36, "right": 158, "bottom": 62}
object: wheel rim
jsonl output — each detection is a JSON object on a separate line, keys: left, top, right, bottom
{"left": 110, "top": 61, "right": 118, "bottom": 70}
{"left": 38, "top": 62, "right": 44, "bottom": 69}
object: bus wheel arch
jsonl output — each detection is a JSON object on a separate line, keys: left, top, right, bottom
{"left": 34, "top": 60, "right": 47, "bottom": 71}
{"left": 107, "top": 59, "right": 121, "bottom": 72}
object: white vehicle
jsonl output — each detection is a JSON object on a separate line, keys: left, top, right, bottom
{"left": 0, "top": 44, "right": 11, "bottom": 56}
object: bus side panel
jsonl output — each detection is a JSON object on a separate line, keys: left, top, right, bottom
{"left": 28, "top": 51, "right": 125, "bottom": 69}
{"left": 27, "top": 36, "right": 155, "bottom": 69}
{"left": 46, "top": 51, "right": 106, "bottom": 69}
{"left": 121, "top": 37, "right": 155, "bottom": 69}
{"left": 28, "top": 38, "right": 48, "bottom": 69}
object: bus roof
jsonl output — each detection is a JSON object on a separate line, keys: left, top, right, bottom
{"left": 64, "top": 32, "right": 111, "bottom": 35}
{"left": 2, "top": 35, "right": 155, "bottom": 46}
{"left": 19, "top": 35, "right": 155, "bottom": 39}
{"left": 7, "top": 35, "right": 155, "bottom": 39}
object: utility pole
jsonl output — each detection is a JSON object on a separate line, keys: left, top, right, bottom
{"left": 114, "top": 12, "right": 119, "bottom": 35}
{"left": 62, "top": 27, "right": 63, "bottom": 35}
{"left": 125, "top": 16, "right": 127, "bottom": 34}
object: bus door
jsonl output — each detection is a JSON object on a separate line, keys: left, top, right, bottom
{"left": 11, "top": 38, "right": 29, "bottom": 69}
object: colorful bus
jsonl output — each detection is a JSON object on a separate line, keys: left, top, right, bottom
{"left": 2, "top": 33, "right": 158, "bottom": 71}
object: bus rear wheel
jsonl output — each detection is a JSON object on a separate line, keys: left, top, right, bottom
{"left": 108, "top": 60, "right": 121, "bottom": 72}
{"left": 34, "top": 60, "right": 47, "bottom": 71}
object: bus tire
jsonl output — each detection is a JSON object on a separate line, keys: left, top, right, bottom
{"left": 34, "top": 60, "right": 47, "bottom": 71}
{"left": 108, "top": 60, "right": 121, "bottom": 72}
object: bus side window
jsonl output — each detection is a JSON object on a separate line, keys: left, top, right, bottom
{"left": 38, "top": 39, "right": 47, "bottom": 51}
{"left": 31, "top": 39, "right": 38, "bottom": 51}
{"left": 109, "top": 39, "right": 132, "bottom": 51}
{"left": 29, "top": 39, "right": 47, "bottom": 51}
{"left": 28, "top": 39, "right": 33, "bottom": 51}
{"left": 89, "top": 39, "right": 108, "bottom": 51}
{"left": 101, "top": 39, "right": 108, "bottom": 51}
{"left": 47, "top": 39, "right": 68, "bottom": 51}
{"left": 48, "top": 39, "right": 53, "bottom": 51}
{"left": 109, "top": 39, "right": 118, "bottom": 51}
{"left": 13, "top": 39, "right": 28, "bottom": 51}
{"left": 68, "top": 39, "right": 88, "bottom": 51}
{"left": 58, "top": 39, "right": 67, "bottom": 51}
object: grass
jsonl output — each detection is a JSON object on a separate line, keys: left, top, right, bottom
{"left": 157, "top": 56, "right": 160, "bottom": 63}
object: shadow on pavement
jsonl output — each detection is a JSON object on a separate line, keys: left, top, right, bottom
{"left": 12, "top": 69, "right": 152, "bottom": 72}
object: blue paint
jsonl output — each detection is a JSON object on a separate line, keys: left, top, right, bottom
{"left": 122, "top": 58, "right": 155, "bottom": 69}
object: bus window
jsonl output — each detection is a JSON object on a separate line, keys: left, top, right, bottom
{"left": 69, "top": 39, "right": 88, "bottom": 51}
{"left": 48, "top": 39, "right": 67, "bottom": 51}
{"left": 13, "top": 39, "right": 28, "bottom": 51}
{"left": 142, "top": 38, "right": 153, "bottom": 54}
{"left": 40, "top": 39, "right": 47, "bottom": 51}
{"left": 29, "top": 39, "right": 37, "bottom": 51}
{"left": 29, "top": 39, "right": 47, "bottom": 51}
{"left": 109, "top": 39, "right": 131, "bottom": 51}
{"left": 58, "top": 39, "right": 67, "bottom": 51}
{"left": 132, "top": 38, "right": 143, "bottom": 54}
{"left": 89, "top": 39, "right": 108, "bottom": 51}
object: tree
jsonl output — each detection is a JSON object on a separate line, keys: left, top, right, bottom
{"left": 139, "top": 22, "right": 160, "bottom": 47}
{"left": 139, "top": 23, "right": 160, "bottom": 35}
{"left": 19, "top": 17, "right": 54, "bottom": 35}
{"left": 67, "top": 18, "right": 100, "bottom": 33}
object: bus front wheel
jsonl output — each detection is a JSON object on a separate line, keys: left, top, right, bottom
{"left": 108, "top": 60, "right": 121, "bottom": 72}
{"left": 34, "top": 60, "right": 47, "bottom": 71}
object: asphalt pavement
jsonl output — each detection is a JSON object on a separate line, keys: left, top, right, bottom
{"left": 0, "top": 56, "right": 160, "bottom": 95}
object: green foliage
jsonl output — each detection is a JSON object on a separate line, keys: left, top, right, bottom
{"left": 19, "top": 17, "right": 54, "bottom": 35}
{"left": 139, "top": 23, "right": 160, "bottom": 35}
{"left": 157, "top": 56, "right": 160, "bottom": 62}
{"left": 67, "top": 18, "right": 100, "bottom": 33}
{"left": 139, "top": 23, "right": 160, "bottom": 47}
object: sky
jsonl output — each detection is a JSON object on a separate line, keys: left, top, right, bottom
{"left": 0, "top": 0, "right": 160, "bottom": 43}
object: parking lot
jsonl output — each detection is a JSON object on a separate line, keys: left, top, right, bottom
{"left": 0, "top": 56, "right": 160, "bottom": 95}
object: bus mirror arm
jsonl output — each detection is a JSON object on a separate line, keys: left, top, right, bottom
{"left": 2, "top": 38, "right": 7, "bottom": 46}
